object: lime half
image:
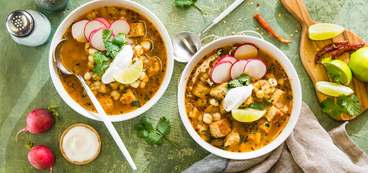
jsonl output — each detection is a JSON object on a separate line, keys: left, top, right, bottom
{"left": 321, "top": 57, "right": 352, "bottom": 85}
{"left": 113, "top": 60, "right": 143, "bottom": 84}
{"left": 315, "top": 81, "right": 353, "bottom": 97}
{"left": 308, "top": 23, "right": 344, "bottom": 40}
{"left": 231, "top": 108, "right": 266, "bottom": 123}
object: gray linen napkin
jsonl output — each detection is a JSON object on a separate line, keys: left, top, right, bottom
{"left": 183, "top": 103, "right": 368, "bottom": 173}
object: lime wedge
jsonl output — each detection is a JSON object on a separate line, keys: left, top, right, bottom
{"left": 231, "top": 108, "right": 266, "bottom": 123}
{"left": 113, "top": 60, "right": 143, "bottom": 84}
{"left": 315, "top": 81, "right": 353, "bottom": 97}
{"left": 308, "top": 23, "right": 344, "bottom": 40}
{"left": 321, "top": 57, "right": 352, "bottom": 85}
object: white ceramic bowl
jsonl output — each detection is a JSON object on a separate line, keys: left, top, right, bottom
{"left": 178, "top": 35, "right": 302, "bottom": 160}
{"left": 49, "top": 0, "right": 174, "bottom": 122}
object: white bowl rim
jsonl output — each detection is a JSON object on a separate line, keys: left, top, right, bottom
{"left": 49, "top": 0, "right": 174, "bottom": 122}
{"left": 178, "top": 35, "right": 302, "bottom": 160}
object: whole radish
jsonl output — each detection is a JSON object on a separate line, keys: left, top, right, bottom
{"left": 16, "top": 108, "right": 54, "bottom": 141}
{"left": 28, "top": 145, "right": 55, "bottom": 172}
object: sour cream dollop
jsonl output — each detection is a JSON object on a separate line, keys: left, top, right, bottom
{"left": 61, "top": 124, "right": 101, "bottom": 164}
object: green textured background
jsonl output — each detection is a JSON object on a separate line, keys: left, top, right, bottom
{"left": 1, "top": 0, "right": 368, "bottom": 172}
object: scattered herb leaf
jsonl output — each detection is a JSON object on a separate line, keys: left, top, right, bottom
{"left": 92, "top": 52, "right": 110, "bottom": 76}
{"left": 135, "top": 116, "right": 171, "bottom": 145}
{"left": 157, "top": 117, "right": 171, "bottom": 135}
{"left": 175, "top": 0, "right": 203, "bottom": 14}
{"left": 321, "top": 95, "right": 361, "bottom": 120}
{"left": 136, "top": 117, "right": 154, "bottom": 132}
{"left": 228, "top": 74, "right": 251, "bottom": 89}
{"left": 145, "top": 130, "right": 163, "bottom": 145}
{"left": 131, "top": 100, "right": 140, "bottom": 107}
{"left": 175, "top": 0, "right": 197, "bottom": 8}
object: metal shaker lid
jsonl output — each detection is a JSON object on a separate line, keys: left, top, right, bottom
{"left": 6, "top": 10, "right": 34, "bottom": 37}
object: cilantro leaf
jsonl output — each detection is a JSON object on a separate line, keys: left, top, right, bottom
{"left": 321, "top": 95, "right": 361, "bottom": 120}
{"left": 321, "top": 97, "right": 345, "bottom": 119}
{"left": 249, "top": 101, "right": 270, "bottom": 110}
{"left": 92, "top": 52, "right": 109, "bottom": 75}
{"left": 102, "top": 29, "right": 113, "bottom": 43}
{"left": 175, "top": 0, "right": 196, "bottom": 7}
{"left": 105, "top": 42, "right": 121, "bottom": 58}
{"left": 112, "top": 33, "right": 128, "bottom": 47}
{"left": 136, "top": 117, "right": 154, "bottom": 131}
{"left": 339, "top": 95, "right": 361, "bottom": 117}
{"left": 157, "top": 117, "right": 170, "bottom": 135}
{"left": 228, "top": 74, "right": 251, "bottom": 89}
{"left": 135, "top": 116, "right": 171, "bottom": 145}
{"left": 131, "top": 100, "right": 140, "bottom": 107}
{"left": 175, "top": 0, "right": 203, "bottom": 14}
{"left": 137, "top": 129, "right": 149, "bottom": 138}
{"left": 102, "top": 29, "right": 128, "bottom": 58}
{"left": 145, "top": 130, "right": 163, "bottom": 145}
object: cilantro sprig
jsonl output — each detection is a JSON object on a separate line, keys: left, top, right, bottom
{"left": 92, "top": 52, "right": 110, "bottom": 76}
{"left": 91, "top": 30, "right": 128, "bottom": 76}
{"left": 135, "top": 117, "right": 171, "bottom": 145}
{"left": 249, "top": 101, "right": 271, "bottom": 110}
{"left": 175, "top": 0, "right": 203, "bottom": 14}
{"left": 102, "top": 29, "right": 128, "bottom": 58}
{"left": 321, "top": 95, "right": 361, "bottom": 120}
{"left": 228, "top": 74, "right": 251, "bottom": 89}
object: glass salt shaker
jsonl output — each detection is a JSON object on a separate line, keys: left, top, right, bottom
{"left": 6, "top": 10, "right": 51, "bottom": 47}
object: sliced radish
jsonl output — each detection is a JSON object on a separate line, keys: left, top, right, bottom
{"left": 234, "top": 44, "right": 259, "bottom": 59}
{"left": 88, "top": 28, "right": 102, "bottom": 43}
{"left": 215, "top": 55, "right": 237, "bottom": 65}
{"left": 84, "top": 20, "right": 107, "bottom": 41}
{"left": 210, "top": 62, "right": 232, "bottom": 83}
{"left": 110, "top": 20, "right": 130, "bottom": 35}
{"left": 243, "top": 59, "right": 267, "bottom": 79}
{"left": 71, "top": 20, "right": 89, "bottom": 42}
{"left": 230, "top": 60, "right": 248, "bottom": 79}
{"left": 95, "top": 18, "right": 110, "bottom": 28}
{"left": 89, "top": 29, "right": 106, "bottom": 51}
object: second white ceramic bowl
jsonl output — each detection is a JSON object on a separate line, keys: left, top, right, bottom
{"left": 49, "top": 0, "right": 174, "bottom": 122}
{"left": 178, "top": 35, "right": 302, "bottom": 160}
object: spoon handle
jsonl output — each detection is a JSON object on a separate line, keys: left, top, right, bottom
{"left": 201, "top": 0, "right": 245, "bottom": 34}
{"left": 76, "top": 75, "right": 137, "bottom": 170}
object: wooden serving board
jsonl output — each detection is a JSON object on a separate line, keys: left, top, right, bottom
{"left": 280, "top": 0, "right": 368, "bottom": 120}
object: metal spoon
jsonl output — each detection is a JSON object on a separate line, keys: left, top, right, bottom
{"left": 53, "top": 39, "right": 137, "bottom": 170}
{"left": 173, "top": 0, "right": 245, "bottom": 62}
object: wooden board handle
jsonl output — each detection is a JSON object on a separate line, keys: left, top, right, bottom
{"left": 280, "top": 0, "right": 314, "bottom": 27}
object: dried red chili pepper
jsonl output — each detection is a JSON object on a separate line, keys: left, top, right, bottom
{"left": 315, "top": 41, "right": 365, "bottom": 63}
{"left": 315, "top": 41, "right": 348, "bottom": 63}
{"left": 254, "top": 13, "right": 291, "bottom": 44}
{"left": 330, "top": 42, "right": 365, "bottom": 58}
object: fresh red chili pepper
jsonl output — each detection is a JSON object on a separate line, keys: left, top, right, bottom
{"left": 254, "top": 13, "right": 291, "bottom": 44}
